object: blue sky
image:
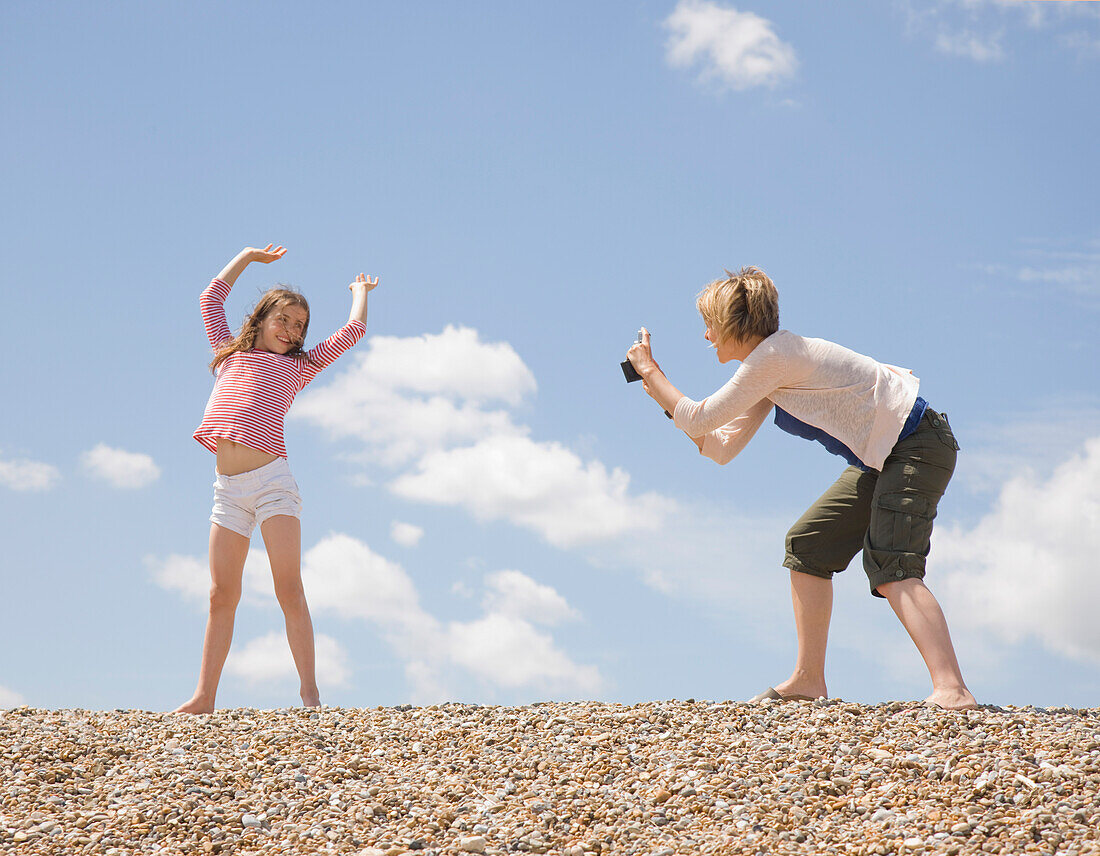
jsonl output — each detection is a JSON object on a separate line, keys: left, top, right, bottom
{"left": 1, "top": 1, "right": 1097, "bottom": 711}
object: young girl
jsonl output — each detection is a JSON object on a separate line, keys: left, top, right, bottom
{"left": 626, "top": 266, "right": 977, "bottom": 710}
{"left": 174, "top": 244, "right": 378, "bottom": 713}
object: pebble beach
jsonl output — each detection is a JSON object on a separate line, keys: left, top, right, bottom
{"left": 3, "top": 700, "right": 1098, "bottom": 855}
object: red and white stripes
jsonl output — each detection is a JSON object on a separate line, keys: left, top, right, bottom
{"left": 194, "top": 279, "right": 364, "bottom": 458}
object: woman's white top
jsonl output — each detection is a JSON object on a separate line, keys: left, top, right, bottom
{"left": 671, "top": 330, "right": 920, "bottom": 471}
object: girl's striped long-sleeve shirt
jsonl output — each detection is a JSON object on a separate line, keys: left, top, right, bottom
{"left": 193, "top": 279, "right": 365, "bottom": 458}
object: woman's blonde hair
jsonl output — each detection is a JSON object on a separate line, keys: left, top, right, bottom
{"left": 696, "top": 266, "right": 779, "bottom": 345}
{"left": 210, "top": 287, "right": 311, "bottom": 373}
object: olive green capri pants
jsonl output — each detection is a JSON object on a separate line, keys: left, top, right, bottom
{"left": 783, "top": 408, "right": 960, "bottom": 598}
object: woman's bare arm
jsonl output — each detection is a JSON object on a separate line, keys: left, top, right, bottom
{"left": 627, "top": 328, "right": 705, "bottom": 450}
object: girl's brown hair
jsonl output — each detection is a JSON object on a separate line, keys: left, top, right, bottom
{"left": 210, "top": 287, "right": 311, "bottom": 373}
{"left": 696, "top": 266, "right": 779, "bottom": 346}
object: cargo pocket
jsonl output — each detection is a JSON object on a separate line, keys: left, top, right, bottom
{"left": 875, "top": 492, "right": 934, "bottom": 553}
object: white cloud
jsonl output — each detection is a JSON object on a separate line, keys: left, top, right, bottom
{"left": 483, "top": 569, "right": 579, "bottom": 625}
{"left": 353, "top": 325, "right": 536, "bottom": 404}
{"left": 298, "top": 534, "right": 603, "bottom": 699}
{"left": 934, "top": 29, "right": 1004, "bottom": 62}
{"left": 302, "top": 534, "right": 435, "bottom": 635}
{"left": 585, "top": 498, "right": 794, "bottom": 639}
{"left": 403, "top": 660, "right": 452, "bottom": 703}
{"left": 0, "top": 454, "right": 60, "bottom": 491}
{"left": 937, "top": 437, "right": 1100, "bottom": 663}
{"left": 147, "top": 548, "right": 275, "bottom": 607}
{"left": 952, "top": 399, "right": 1100, "bottom": 495}
{"left": 663, "top": 0, "right": 797, "bottom": 91}
{"left": 148, "top": 553, "right": 209, "bottom": 602}
{"left": 81, "top": 443, "right": 160, "bottom": 489}
{"left": 1017, "top": 256, "right": 1100, "bottom": 301}
{"left": 0, "top": 685, "right": 26, "bottom": 708}
{"left": 224, "top": 631, "right": 351, "bottom": 688}
{"left": 147, "top": 536, "right": 430, "bottom": 629}
{"left": 391, "top": 521, "right": 425, "bottom": 547}
{"left": 971, "top": 237, "right": 1100, "bottom": 307}
{"left": 293, "top": 325, "right": 535, "bottom": 464}
{"left": 447, "top": 614, "right": 602, "bottom": 696}
{"left": 152, "top": 532, "right": 604, "bottom": 702}
{"left": 902, "top": 0, "right": 1100, "bottom": 62}
{"left": 296, "top": 326, "right": 677, "bottom": 549}
{"left": 451, "top": 580, "right": 474, "bottom": 599}
{"left": 1062, "top": 31, "right": 1100, "bottom": 58}
{"left": 391, "top": 434, "right": 674, "bottom": 548}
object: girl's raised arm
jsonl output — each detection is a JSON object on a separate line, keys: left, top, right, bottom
{"left": 296, "top": 273, "right": 378, "bottom": 387}
{"left": 201, "top": 244, "right": 287, "bottom": 350}
{"left": 215, "top": 244, "right": 287, "bottom": 287}
{"left": 347, "top": 272, "right": 380, "bottom": 325}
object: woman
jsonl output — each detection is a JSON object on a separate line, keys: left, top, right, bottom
{"left": 626, "top": 266, "right": 976, "bottom": 710}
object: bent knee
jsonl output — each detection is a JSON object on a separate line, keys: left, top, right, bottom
{"left": 784, "top": 528, "right": 859, "bottom": 579}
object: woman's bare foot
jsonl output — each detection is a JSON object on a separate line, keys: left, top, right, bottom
{"left": 925, "top": 687, "right": 978, "bottom": 710}
{"left": 772, "top": 682, "right": 828, "bottom": 701}
{"left": 173, "top": 696, "right": 214, "bottom": 714}
{"left": 774, "top": 673, "right": 827, "bottom": 701}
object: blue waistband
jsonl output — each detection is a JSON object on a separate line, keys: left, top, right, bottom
{"left": 898, "top": 396, "right": 928, "bottom": 443}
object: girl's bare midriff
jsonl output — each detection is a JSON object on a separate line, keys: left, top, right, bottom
{"left": 215, "top": 439, "right": 279, "bottom": 475}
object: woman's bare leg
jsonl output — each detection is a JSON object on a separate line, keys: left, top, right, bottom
{"left": 260, "top": 515, "right": 320, "bottom": 707}
{"left": 174, "top": 524, "right": 249, "bottom": 713}
{"left": 877, "top": 577, "right": 976, "bottom": 709}
{"left": 774, "top": 570, "right": 832, "bottom": 700}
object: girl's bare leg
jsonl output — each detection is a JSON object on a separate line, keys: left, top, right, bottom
{"left": 174, "top": 524, "right": 249, "bottom": 713}
{"left": 774, "top": 570, "right": 832, "bottom": 700}
{"left": 260, "top": 515, "right": 320, "bottom": 707}
{"left": 877, "top": 577, "right": 977, "bottom": 710}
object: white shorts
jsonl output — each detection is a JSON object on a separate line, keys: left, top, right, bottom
{"left": 210, "top": 457, "right": 302, "bottom": 538}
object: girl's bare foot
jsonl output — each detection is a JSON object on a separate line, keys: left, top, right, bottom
{"left": 925, "top": 687, "right": 978, "bottom": 710}
{"left": 301, "top": 688, "right": 321, "bottom": 708}
{"left": 173, "top": 696, "right": 214, "bottom": 714}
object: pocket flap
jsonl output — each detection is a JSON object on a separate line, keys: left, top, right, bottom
{"left": 877, "top": 493, "right": 932, "bottom": 518}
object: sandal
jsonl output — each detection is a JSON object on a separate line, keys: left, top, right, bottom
{"left": 750, "top": 686, "right": 816, "bottom": 702}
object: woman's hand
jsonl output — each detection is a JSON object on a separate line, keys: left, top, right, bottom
{"left": 348, "top": 272, "right": 380, "bottom": 293}
{"left": 246, "top": 244, "right": 287, "bottom": 264}
{"left": 627, "top": 327, "right": 685, "bottom": 418}
{"left": 627, "top": 327, "right": 661, "bottom": 380}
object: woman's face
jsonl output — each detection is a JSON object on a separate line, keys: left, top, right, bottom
{"left": 704, "top": 324, "right": 738, "bottom": 363}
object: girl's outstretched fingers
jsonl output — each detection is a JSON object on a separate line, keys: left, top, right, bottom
{"left": 250, "top": 244, "right": 287, "bottom": 263}
{"left": 349, "top": 272, "right": 380, "bottom": 292}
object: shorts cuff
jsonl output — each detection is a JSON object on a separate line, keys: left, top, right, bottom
{"left": 210, "top": 513, "right": 253, "bottom": 539}
{"left": 864, "top": 552, "right": 926, "bottom": 598}
{"left": 256, "top": 504, "right": 302, "bottom": 527}
{"left": 782, "top": 556, "right": 837, "bottom": 581}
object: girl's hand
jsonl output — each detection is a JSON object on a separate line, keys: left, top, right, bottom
{"left": 349, "top": 273, "right": 380, "bottom": 292}
{"left": 627, "top": 327, "right": 660, "bottom": 379}
{"left": 247, "top": 244, "right": 287, "bottom": 264}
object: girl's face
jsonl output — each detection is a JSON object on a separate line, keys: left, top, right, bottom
{"left": 256, "top": 304, "right": 309, "bottom": 354}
